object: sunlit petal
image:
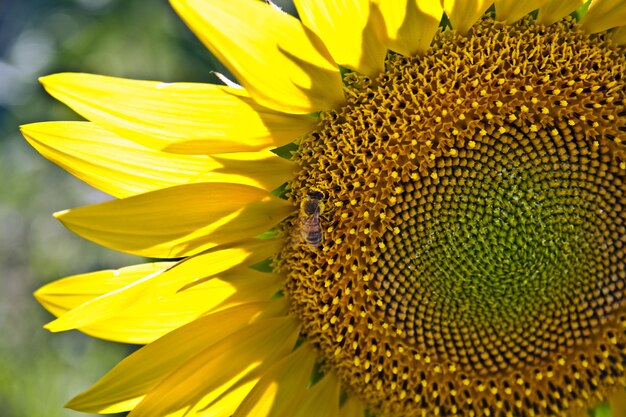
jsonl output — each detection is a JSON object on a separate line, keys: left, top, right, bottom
{"left": 582, "top": 0, "right": 626, "bottom": 33}
{"left": 54, "top": 183, "right": 293, "bottom": 258}
{"left": 295, "top": 0, "right": 387, "bottom": 76}
{"left": 39, "top": 73, "right": 316, "bottom": 154}
{"left": 22, "top": 122, "right": 293, "bottom": 198}
{"left": 442, "top": 0, "right": 492, "bottom": 33}
{"left": 291, "top": 374, "right": 340, "bottom": 417}
{"left": 536, "top": 0, "right": 586, "bottom": 24}
{"left": 377, "top": 0, "right": 444, "bottom": 56}
{"left": 494, "top": 0, "right": 548, "bottom": 23}
{"left": 66, "top": 300, "right": 289, "bottom": 413}
{"left": 43, "top": 238, "right": 282, "bottom": 335}
{"left": 233, "top": 345, "right": 317, "bottom": 417}
{"left": 35, "top": 263, "right": 172, "bottom": 319}
{"left": 128, "top": 316, "right": 300, "bottom": 417}
{"left": 170, "top": 0, "right": 344, "bottom": 114}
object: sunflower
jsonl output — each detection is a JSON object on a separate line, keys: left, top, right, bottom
{"left": 21, "top": 0, "right": 626, "bottom": 416}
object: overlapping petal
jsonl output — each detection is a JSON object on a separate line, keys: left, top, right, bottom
{"left": 127, "top": 316, "right": 300, "bottom": 417}
{"left": 442, "top": 0, "right": 492, "bottom": 34}
{"left": 295, "top": 0, "right": 387, "bottom": 76}
{"left": 41, "top": 238, "right": 282, "bottom": 334}
{"left": 21, "top": 122, "right": 293, "bottom": 198}
{"left": 38, "top": 255, "right": 282, "bottom": 344}
{"left": 377, "top": 0, "right": 443, "bottom": 56}
{"left": 582, "top": 0, "right": 626, "bottom": 33}
{"left": 291, "top": 374, "right": 340, "bottom": 417}
{"left": 54, "top": 183, "right": 293, "bottom": 258}
{"left": 66, "top": 300, "right": 290, "bottom": 413}
{"left": 614, "top": 26, "right": 626, "bottom": 44}
{"left": 340, "top": 396, "right": 367, "bottom": 417}
{"left": 35, "top": 263, "right": 171, "bottom": 318}
{"left": 233, "top": 345, "right": 317, "bottom": 417}
{"left": 494, "top": 0, "right": 548, "bottom": 23}
{"left": 170, "top": 0, "right": 344, "bottom": 114}
{"left": 40, "top": 73, "right": 316, "bottom": 154}
{"left": 536, "top": 0, "right": 586, "bottom": 24}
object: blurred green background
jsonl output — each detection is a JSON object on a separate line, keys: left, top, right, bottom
{"left": 0, "top": 1, "right": 295, "bottom": 416}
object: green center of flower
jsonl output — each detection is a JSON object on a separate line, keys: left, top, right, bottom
{"left": 281, "top": 17, "right": 626, "bottom": 417}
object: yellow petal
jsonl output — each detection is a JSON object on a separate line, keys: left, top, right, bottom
{"left": 128, "top": 316, "right": 300, "bottom": 417}
{"left": 613, "top": 25, "right": 626, "bottom": 44}
{"left": 211, "top": 150, "right": 295, "bottom": 193}
{"left": 42, "top": 268, "right": 282, "bottom": 344}
{"left": 294, "top": 0, "right": 387, "bottom": 76}
{"left": 609, "top": 390, "right": 626, "bottom": 417}
{"left": 54, "top": 183, "right": 293, "bottom": 258}
{"left": 582, "top": 0, "right": 626, "bottom": 33}
{"left": 443, "top": 0, "right": 492, "bottom": 34}
{"left": 376, "top": 0, "right": 444, "bottom": 56}
{"left": 43, "top": 239, "right": 282, "bottom": 336}
{"left": 170, "top": 0, "right": 344, "bottom": 114}
{"left": 35, "top": 262, "right": 173, "bottom": 319}
{"left": 193, "top": 378, "right": 259, "bottom": 417}
{"left": 22, "top": 122, "right": 292, "bottom": 198}
{"left": 40, "top": 73, "right": 316, "bottom": 154}
{"left": 292, "top": 374, "right": 341, "bottom": 417}
{"left": 67, "top": 300, "right": 288, "bottom": 414}
{"left": 233, "top": 345, "right": 317, "bottom": 417}
{"left": 85, "top": 269, "right": 282, "bottom": 344}
{"left": 340, "top": 396, "right": 367, "bottom": 417}
{"left": 494, "top": 0, "right": 548, "bottom": 23}
{"left": 536, "top": 0, "right": 586, "bottom": 24}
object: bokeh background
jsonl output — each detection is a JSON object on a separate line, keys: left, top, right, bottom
{"left": 0, "top": 1, "right": 616, "bottom": 417}
{"left": 0, "top": 1, "right": 296, "bottom": 416}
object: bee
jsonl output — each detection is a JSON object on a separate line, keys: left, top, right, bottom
{"left": 299, "top": 190, "right": 325, "bottom": 250}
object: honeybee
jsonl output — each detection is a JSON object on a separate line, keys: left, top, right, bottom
{"left": 299, "top": 190, "right": 325, "bottom": 250}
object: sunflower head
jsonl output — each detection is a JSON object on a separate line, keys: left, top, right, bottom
{"left": 23, "top": 1, "right": 626, "bottom": 416}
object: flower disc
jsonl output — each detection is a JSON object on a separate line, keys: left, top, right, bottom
{"left": 282, "top": 17, "right": 626, "bottom": 417}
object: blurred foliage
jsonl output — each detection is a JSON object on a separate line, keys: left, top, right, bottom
{"left": 0, "top": 0, "right": 286, "bottom": 416}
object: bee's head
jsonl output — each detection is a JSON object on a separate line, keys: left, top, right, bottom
{"left": 307, "top": 190, "right": 324, "bottom": 200}
{"left": 301, "top": 198, "right": 320, "bottom": 215}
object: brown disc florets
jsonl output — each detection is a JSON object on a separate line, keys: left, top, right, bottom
{"left": 281, "top": 16, "right": 626, "bottom": 417}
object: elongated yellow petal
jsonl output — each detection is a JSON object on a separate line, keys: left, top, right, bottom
{"left": 443, "top": 0, "right": 492, "bottom": 34}
{"left": 376, "top": 0, "right": 443, "bottom": 56}
{"left": 536, "top": 0, "right": 586, "bottom": 24}
{"left": 292, "top": 374, "right": 340, "bottom": 417}
{"left": 494, "top": 0, "right": 548, "bottom": 23}
{"left": 35, "top": 262, "right": 173, "bottom": 319}
{"left": 609, "top": 390, "right": 626, "bottom": 417}
{"left": 54, "top": 183, "right": 293, "bottom": 258}
{"left": 340, "top": 396, "right": 367, "bottom": 417}
{"left": 44, "top": 239, "right": 282, "bottom": 334}
{"left": 22, "top": 122, "right": 213, "bottom": 198}
{"left": 233, "top": 345, "right": 317, "bottom": 417}
{"left": 170, "top": 0, "right": 344, "bottom": 114}
{"left": 193, "top": 378, "right": 259, "bottom": 417}
{"left": 294, "top": 0, "right": 387, "bottom": 76}
{"left": 79, "top": 269, "right": 282, "bottom": 344}
{"left": 67, "top": 300, "right": 288, "bottom": 413}
{"left": 41, "top": 267, "right": 282, "bottom": 344}
{"left": 22, "top": 122, "right": 293, "bottom": 198}
{"left": 39, "top": 73, "right": 315, "bottom": 154}
{"left": 128, "top": 316, "right": 300, "bottom": 417}
{"left": 613, "top": 26, "right": 626, "bottom": 44}
{"left": 211, "top": 150, "right": 295, "bottom": 193}
{"left": 582, "top": 0, "right": 626, "bottom": 33}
